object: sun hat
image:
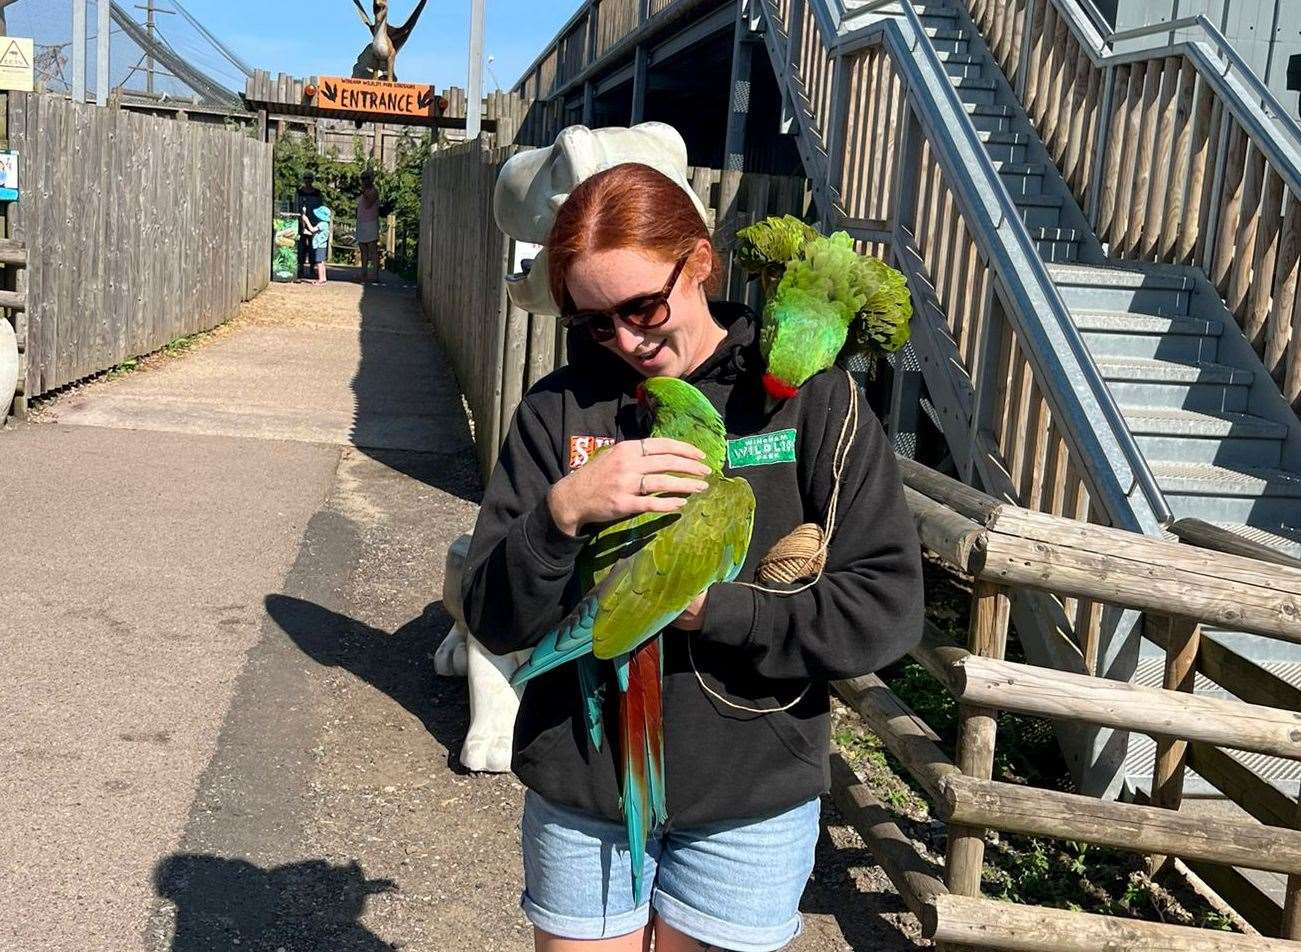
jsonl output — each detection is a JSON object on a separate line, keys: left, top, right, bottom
{"left": 493, "top": 122, "right": 710, "bottom": 316}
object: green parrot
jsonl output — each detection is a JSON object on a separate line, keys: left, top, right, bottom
{"left": 735, "top": 215, "right": 913, "bottom": 400}
{"left": 509, "top": 376, "right": 757, "bottom": 903}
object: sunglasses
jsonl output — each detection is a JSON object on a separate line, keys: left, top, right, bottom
{"left": 560, "top": 255, "right": 689, "bottom": 343}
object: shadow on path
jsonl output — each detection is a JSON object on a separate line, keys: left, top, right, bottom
{"left": 798, "top": 801, "right": 928, "bottom": 951}
{"left": 345, "top": 270, "right": 483, "bottom": 505}
{"left": 156, "top": 853, "right": 397, "bottom": 950}
{"left": 264, "top": 593, "right": 471, "bottom": 773}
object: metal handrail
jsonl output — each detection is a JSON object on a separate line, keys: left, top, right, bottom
{"left": 1047, "top": 1, "right": 1301, "bottom": 151}
{"left": 806, "top": 0, "right": 1172, "bottom": 530}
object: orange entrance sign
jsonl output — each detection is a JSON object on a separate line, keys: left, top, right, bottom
{"left": 313, "top": 76, "right": 442, "bottom": 119}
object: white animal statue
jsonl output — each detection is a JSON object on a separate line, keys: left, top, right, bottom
{"left": 435, "top": 534, "right": 531, "bottom": 773}
{"left": 0, "top": 317, "right": 16, "bottom": 418}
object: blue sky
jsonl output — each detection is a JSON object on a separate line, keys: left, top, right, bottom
{"left": 11, "top": 0, "right": 575, "bottom": 95}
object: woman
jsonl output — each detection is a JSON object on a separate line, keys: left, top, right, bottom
{"left": 461, "top": 163, "right": 924, "bottom": 952}
{"left": 357, "top": 169, "right": 381, "bottom": 285}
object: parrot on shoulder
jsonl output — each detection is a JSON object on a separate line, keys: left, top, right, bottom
{"left": 509, "top": 376, "right": 756, "bottom": 903}
{"left": 735, "top": 214, "right": 913, "bottom": 401}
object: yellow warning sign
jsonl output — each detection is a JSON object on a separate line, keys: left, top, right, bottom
{"left": 0, "top": 38, "right": 33, "bottom": 93}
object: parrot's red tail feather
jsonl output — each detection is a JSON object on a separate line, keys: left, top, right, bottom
{"left": 619, "top": 639, "right": 667, "bottom": 904}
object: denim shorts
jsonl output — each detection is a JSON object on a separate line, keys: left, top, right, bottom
{"left": 520, "top": 789, "right": 821, "bottom": 951}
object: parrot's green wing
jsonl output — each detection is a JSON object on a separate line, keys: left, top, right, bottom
{"left": 590, "top": 474, "right": 756, "bottom": 660}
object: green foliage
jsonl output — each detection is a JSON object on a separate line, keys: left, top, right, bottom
{"left": 273, "top": 128, "right": 431, "bottom": 277}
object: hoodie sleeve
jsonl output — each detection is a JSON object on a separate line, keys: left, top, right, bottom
{"left": 459, "top": 396, "right": 588, "bottom": 655}
{"left": 696, "top": 377, "right": 924, "bottom": 680}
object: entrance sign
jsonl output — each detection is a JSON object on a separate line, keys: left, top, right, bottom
{"left": 314, "top": 76, "right": 440, "bottom": 119}
{"left": 0, "top": 37, "right": 33, "bottom": 92}
{"left": 0, "top": 151, "right": 19, "bottom": 201}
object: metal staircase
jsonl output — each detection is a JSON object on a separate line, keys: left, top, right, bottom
{"left": 744, "top": 0, "right": 1301, "bottom": 805}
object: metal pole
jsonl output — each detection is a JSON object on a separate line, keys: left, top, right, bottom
{"left": 146, "top": 0, "right": 156, "bottom": 95}
{"left": 466, "top": 0, "right": 486, "bottom": 139}
{"left": 96, "top": 0, "right": 110, "bottom": 106}
{"left": 73, "top": 0, "right": 88, "bottom": 103}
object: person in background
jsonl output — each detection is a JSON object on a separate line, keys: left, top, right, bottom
{"left": 296, "top": 173, "right": 324, "bottom": 280}
{"left": 357, "top": 169, "right": 381, "bottom": 285}
{"left": 303, "top": 205, "right": 332, "bottom": 285}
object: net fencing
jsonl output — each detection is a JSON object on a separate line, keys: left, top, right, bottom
{"left": 6, "top": 0, "right": 246, "bottom": 106}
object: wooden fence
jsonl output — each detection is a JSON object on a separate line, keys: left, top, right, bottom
{"left": 835, "top": 459, "right": 1301, "bottom": 947}
{"left": 418, "top": 139, "right": 810, "bottom": 478}
{"left": 7, "top": 93, "right": 272, "bottom": 402}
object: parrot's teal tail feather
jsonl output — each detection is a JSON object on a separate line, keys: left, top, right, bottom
{"left": 509, "top": 592, "right": 601, "bottom": 687}
{"left": 577, "top": 656, "right": 605, "bottom": 750}
{"left": 619, "top": 638, "right": 665, "bottom": 905}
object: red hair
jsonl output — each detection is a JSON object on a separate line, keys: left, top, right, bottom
{"left": 547, "top": 163, "right": 721, "bottom": 308}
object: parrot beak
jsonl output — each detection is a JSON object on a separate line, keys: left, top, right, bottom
{"left": 761, "top": 373, "right": 798, "bottom": 414}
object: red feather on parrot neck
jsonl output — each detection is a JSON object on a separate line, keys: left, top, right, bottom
{"left": 762, "top": 372, "right": 799, "bottom": 401}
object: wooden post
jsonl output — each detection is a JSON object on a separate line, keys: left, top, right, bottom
{"left": 1147, "top": 613, "right": 1202, "bottom": 874}
{"left": 888, "top": 342, "right": 924, "bottom": 458}
{"left": 630, "top": 45, "right": 649, "bottom": 124}
{"left": 719, "top": 3, "right": 755, "bottom": 291}
{"left": 944, "top": 583, "right": 1011, "bottom": 899}
{"left": 1285, "top": 797, "right": 1301, "bottom": 938}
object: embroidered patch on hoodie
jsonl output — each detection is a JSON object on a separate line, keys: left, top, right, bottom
{"left": 569, "top": 435, "right": 616, "bottom": 470}
{"left": 727, "top": 428, "right": 797, "bottom": 469}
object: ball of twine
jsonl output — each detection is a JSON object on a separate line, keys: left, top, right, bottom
{"left": 757, "top": 523, "right": 827, "bottom": 586}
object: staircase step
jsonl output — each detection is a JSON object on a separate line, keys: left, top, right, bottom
{"left": 925, "top": 27, "right": 971, "bottom": 54}
{"left": 1012, "top": 194, "right": 1064, "bottom": 229}
{"left": 1125, "top": 407, "right": 1285, "bottom": 468}
{"left": 994, "top": 161, "right": 1047, "bottom": 197}
{"left": 977, "top": 129, "right": 1031, "bottom": 163}
{"left": 937, "top": 52, "right": 986, "bottom": 80}
{"left": 1096, "top": 357, "right": 1251, "bottom": 412}
{"left": 1153, "top": 462, "right": 1301, "bottom": 524}
{"left": 966, "top": 102, "right": 1017, "bottom": 132}
{"left": 1030, "top": 227, "right": 1083, "bottom": 263}
{"left": 950, "top": 76, "right": 999, "bottom": 106}
{"left": 1049, "top": 263, "right": 1193, "bottom": 315}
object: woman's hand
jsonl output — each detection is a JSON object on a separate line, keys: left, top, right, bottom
{"left": 547, "top": 437, "right": 711, "bottom": 537}
{"left": 673, "top": 590, "right": 708, "bottom": 631}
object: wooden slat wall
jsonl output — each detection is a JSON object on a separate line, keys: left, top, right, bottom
{"left": 839, "top": 46, "right": 907, "bottom": 225}
{"left": 418, "top": 142, "right": 810, "bottom": 477}
{"left": 960, "top": 0, "right": 1301, "bottom": 411}
{"left": 8, "top": 93, "right": 271, "bottom": 400}
{"left": 597, "top": 0, "right": 640, "bottom": 59}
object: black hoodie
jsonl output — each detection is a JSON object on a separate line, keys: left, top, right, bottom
{"left": 460, "top": 302, "right": 924, "bottom": 826}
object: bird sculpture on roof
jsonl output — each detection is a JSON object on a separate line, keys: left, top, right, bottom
{"left": 350, "top": 0, "right": 429, "bottom": 82}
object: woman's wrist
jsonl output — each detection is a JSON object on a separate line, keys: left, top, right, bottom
{"left": 547, "top": 481, "right": 582, "bottom": 538}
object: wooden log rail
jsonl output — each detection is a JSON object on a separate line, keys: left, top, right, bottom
{"left": 820, "top": 460, "right": 1301, "bottom": 946}
{"left": 963, "top": 0, "right": 1301, "bottom": 411}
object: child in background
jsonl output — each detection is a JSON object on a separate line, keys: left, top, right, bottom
{"left": 303, "top": 205, "right": 332, "bottom": 285}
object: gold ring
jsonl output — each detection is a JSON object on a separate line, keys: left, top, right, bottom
{"left": 641, "top": 439, "right": 647, "bottom": 457}
{"left": 639, "top": 475, "right": 647, "bottom": 496}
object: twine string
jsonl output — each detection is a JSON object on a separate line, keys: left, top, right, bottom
{"left": 689, "top": 369, "right": 860, "bottom": 715}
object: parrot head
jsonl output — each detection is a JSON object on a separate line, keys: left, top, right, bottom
{"left": 635, "top": 377, "right": 727, "bottom": 473}
{"left": 737, "top": 217, "right": 914, "bottom": 410}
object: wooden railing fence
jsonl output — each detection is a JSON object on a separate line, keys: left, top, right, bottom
{"left": 6, "top": 92, "right": 271, "bottom": 402}
{"left": 417, "top": 139, "right": 810, "bottom": 478}
{"left": 965, "top": 0, "right": 1301, "bottom": 412}
{"left": 832, "top": 458, "right": 1301, "bottom": 947}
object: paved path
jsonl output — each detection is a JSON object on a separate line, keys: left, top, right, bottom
{"left": 0, "top": 271, "right": 915, "bottom": 950}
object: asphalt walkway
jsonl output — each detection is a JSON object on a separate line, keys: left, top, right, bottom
{"left": 0, "top": 270, "right": 912, "bottom": 951}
